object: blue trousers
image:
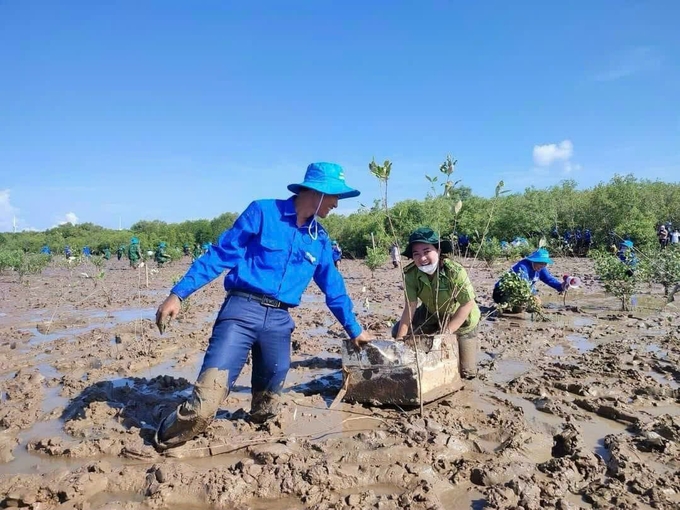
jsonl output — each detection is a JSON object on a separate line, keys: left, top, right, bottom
{"left": 201, "top": 293, "right": 295, "bottom": 395}
{"left": 156, "top": 293, "right": 295, "bottom": 448}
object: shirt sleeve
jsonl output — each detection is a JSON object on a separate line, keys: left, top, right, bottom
{"left": 404, "top": 270, "right": 418, "bottom": 303}
{"left": 513, "top": 261, "right": 531, "bottom": 281}
{"left": 539, "top": 268, "right": 563, "bottom": 292}
{"left": 171, "top": 201, "right": 261, "bottom": 300}
{"left": 450, "top": 265, "right": 476, "bottom": 305}
{"left": 313, "top": 240, "right": 363, "bottom": 339}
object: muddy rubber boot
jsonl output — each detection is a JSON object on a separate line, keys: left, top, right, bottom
{"left": 250, "top": 392, "right": 280, "bottom": 424}
{"left": 153, "top": 368, "right": 228, "bottom": 451}
{"left": 458, "top": 333, "right": 478, "bottom": 380}
{"left": 153, "top": 408, "right": 212, "bottom": 451}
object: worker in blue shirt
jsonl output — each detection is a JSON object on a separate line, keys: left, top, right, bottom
{"left": 331, "top": 240, "right": 342, "bottom": 268}
{"left": 617, "top": 240, "right": 638, "bottom": 275}
{"left": 153, "top": 162, "right": 375, "bottom": 450}
{"left": 492, "top": 248, "right": 565, "bottom": 306}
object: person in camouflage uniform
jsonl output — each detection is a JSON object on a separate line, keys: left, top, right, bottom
{"left": 392, "top": 227, "right": 481, "bottom": 379}
{"left": 128, "top": 237, "right": 142, "bottom": 268}
{"left": 192, "top": 243, "right": 202, "bottom": 261}
{"left": 154, "top": 242, "right": 172, "bottom": 266}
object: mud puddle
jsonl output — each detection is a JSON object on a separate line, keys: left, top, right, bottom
{"left": 24, "top": 307, "right": 157, "bottom": 347}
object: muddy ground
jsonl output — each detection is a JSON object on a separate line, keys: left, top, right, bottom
{"left": 0, "top": 255, "right": 678, "bottom": 509}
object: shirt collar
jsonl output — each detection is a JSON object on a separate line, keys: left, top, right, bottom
{"left": 283, "top": 196, "right": 297, "bottom": 216}
{"left": 283, "top": 195, "right": 317, "bottom": 229}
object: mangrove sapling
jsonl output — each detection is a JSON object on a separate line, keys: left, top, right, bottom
{"left": 0, "top": 249, "right": 22, "bottom": 273}
{"left": 369, "top": 157, "right": 426, "bottom": 416}
{"left": 16, "top": 252, "right": 50, "bottom": 284}
{"left": 637, "top": 245, "right": 680, "bottom": 302}
{"left": 591, "top": 249, "right": 640, "bottom": 311}
{"left": 496, "top": 270, "right": 548, "bottom": 320}
{"left": 364, "top": 246, "right": 387, "bottom": 279}
{"left": 471, "top": 181, "right": 508, "bottom": 267}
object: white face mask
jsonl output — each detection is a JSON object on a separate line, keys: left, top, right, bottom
{"left": 417, "top": 253, "right": 439, "bottom": 275}
{"left": 308, "top": 193, "right": 324, "bottom": 241}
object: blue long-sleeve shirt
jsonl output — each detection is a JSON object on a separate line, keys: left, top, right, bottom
{"left": 617, "top": 249, "right": 638, "bottom": 268}
{"left": 495, "top": 259, "right": 563, "bottom": 294}
{"left": 171, "top": 197, "right": 363, "bottom": 338}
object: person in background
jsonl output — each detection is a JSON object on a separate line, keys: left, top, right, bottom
{"left": 82, "top": 246, "right": 91, "bottom": 257}
{"left": 64, "top": 245, "right": 72, "bottom": 258}
{"left": 390, "top": 242, "right": 400, "bottom": 268}
{"left": 658, "top": 224, "right": 669, "bottom": 249}
{"left": 618, "top": 240, "right": 638, "bottom": 275}
{"left": 128, "top": 237, "right": 142, "bottom": 268}
{"left": 493, "top": 248, "right": 564, "bottom": 306}
{"left": 457, "top": 233, "right": 470, "bottom": 257}
{"left": 154, "top": 242, "right": 172, "bottom": 266}
{"left": 117, "top": 245, "right": 125, "bottom": 261}
{"left": 153, "top": 162, "right": 375, "bottom": 450}
{"left": 331, "top": 240, "right": 343, "bottom": 269}
{"left": 671, "top": 229, "right": 680, "bottom": 245}
{"left": 583, "top": 229, "right": 592, "bottom": 254}
{"left": 183, "top": 243, "right": 191, "bottom": 257}
{"left": 392, "top": 228, "right": 480, "bottom": 379}
{"left": 192, "top": 243, "right": 202, "bottom": 260}
{"left": 103, "top": 247, "right": 111, "bottom": 260}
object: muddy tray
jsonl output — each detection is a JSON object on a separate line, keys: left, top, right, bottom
{"left": 340, "top": 335, "right": 463, "bottom": 406}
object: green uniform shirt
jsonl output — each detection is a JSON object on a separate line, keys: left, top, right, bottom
{"left": 403, "top": 258, "right": 481, "bottom": 335}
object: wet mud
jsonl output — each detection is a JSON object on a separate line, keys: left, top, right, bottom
{"left": 0, "top": 256, "right": 679, "bottom": 509}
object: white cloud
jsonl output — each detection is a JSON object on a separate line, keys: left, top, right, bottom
{"left": 55, "top": 212, "right": 79, "bottom": 226}
{"left": 0, "top": 189, "right": 20, "bottom": 232}
{"left": 533, "top": 140, "right": 574, "bottom": 167}
{"left": 563, "top": 161, "right": 582, "bottom": 174}
{"left": 594, "top": 46, "right": 662, "bottom": 82}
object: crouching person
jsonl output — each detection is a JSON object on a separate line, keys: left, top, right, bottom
{"left": 392, "top": 228, "right": 481, "bottom": 379}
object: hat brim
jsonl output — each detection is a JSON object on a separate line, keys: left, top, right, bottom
{"left": 526, "top": 256, "right": 553, "bottom": 264}
{"left": 402, "top": 240, "right": 453, "bottom": 259}
{"left": 287, "top": 183, "right": 360, "bottom": 200}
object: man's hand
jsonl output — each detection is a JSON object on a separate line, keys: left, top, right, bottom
{"left": 352, "top": 329, "right": 375, "bottom": 349}
{"left": 156, "top": 293, "right": 182, "bottom": 334}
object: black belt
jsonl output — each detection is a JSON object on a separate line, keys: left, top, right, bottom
{"left": 229, "top": 290, "right": 291, "bottom": 310}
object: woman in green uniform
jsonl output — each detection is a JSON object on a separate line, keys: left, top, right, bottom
{"left": 392, "top": 227, "right": 481, "bottom": 379}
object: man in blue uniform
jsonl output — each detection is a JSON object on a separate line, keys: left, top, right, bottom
{"left": 154, "top": 162, "right": 374, "bottom": 450}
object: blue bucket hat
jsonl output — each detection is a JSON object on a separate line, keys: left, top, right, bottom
{"left": 287, "top": 162, "right": 360, "bottom": 199}
{"left": 621, "top": 240, "right": 633, "bottom": 249}
{"left": 131, "top": 237, "right": 139, "bottom": 245}
{"left": 525, "top": 248, "right": 553, "bottom": 264}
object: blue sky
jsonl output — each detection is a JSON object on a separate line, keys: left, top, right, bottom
{"left": 1, "top": 1, "right": 678, "bottom": 232}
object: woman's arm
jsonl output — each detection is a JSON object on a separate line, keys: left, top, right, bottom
{"left": 443, "top": 300, "right": 475, "bottom": 334}
{"left": 395, "top": 300, "right": 418, "bottom": 339}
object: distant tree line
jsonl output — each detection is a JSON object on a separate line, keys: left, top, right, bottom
{"left": 1, "top": 174, "right": 678, "bottom": 258}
